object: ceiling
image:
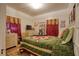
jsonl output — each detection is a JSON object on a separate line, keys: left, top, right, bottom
{"left": 7, "top": 3, "right": 69, "bottom": 16}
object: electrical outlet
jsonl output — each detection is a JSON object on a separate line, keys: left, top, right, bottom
{"left": 1, "top": 49, "right": 4, "bottom": 54}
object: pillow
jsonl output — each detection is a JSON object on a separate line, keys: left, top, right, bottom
{"left": 61, "top": 28, "right": 74, "bottom": 44}
{"left": 60, "top": 29, "right": 69, "bottom": 40}
{"left": 32, "top": 36, "right": 49, "bottom": 40}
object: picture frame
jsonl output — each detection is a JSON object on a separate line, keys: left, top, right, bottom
{"left": 60, "top": 20, "right": 65, "bottom": 28}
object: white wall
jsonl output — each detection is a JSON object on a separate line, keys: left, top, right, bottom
{"left": 6, "top": 6, "right": 34, "bottom": 33}
{"left": 0, "top": 4, "right": 6, "bottom": 56}
{"left": 33, "top": 8, "right": 70, "bottom": 37}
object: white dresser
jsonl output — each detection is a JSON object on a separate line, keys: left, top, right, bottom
{"left": 6, "top": 33, "right": 18, "bottom": 49}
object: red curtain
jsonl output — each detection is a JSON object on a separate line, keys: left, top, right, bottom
{"left": 6, "top": 16, "right": 21, "bottom": 38}
{"left": 17, "top": 18, "right": 21, "bottom": 38}
{"left": 46, "top": 19, "right": 59, "bottom": 36}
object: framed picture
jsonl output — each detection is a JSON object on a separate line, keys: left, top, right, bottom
{"left": 60, "top": 20, "right": 65, "bottom": 28}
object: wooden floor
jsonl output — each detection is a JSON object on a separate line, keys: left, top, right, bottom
{"left": 6, "top": 45, "right": 34, "bottom": 56}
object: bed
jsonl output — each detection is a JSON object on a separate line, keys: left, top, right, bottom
{"left": 20, "top": 28, "right": 74, "bottom": 56}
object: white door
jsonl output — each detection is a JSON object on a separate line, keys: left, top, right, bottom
{"left": 74, "top": 4, "right": 79, "bottom": 56}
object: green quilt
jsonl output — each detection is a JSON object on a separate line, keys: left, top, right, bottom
{"left": 22, "top": 36, "right": 61, "bottom": 50}
{"left": 21, "top": 28, "right": 74, "bottom": 56}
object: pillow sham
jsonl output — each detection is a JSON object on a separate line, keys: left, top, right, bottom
{"left": 60, "top": 29, "right": 69, "bottom": 40}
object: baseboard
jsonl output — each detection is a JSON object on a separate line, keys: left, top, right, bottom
{"left": 6, "top": 46, "right": 16, "bottom": 50}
